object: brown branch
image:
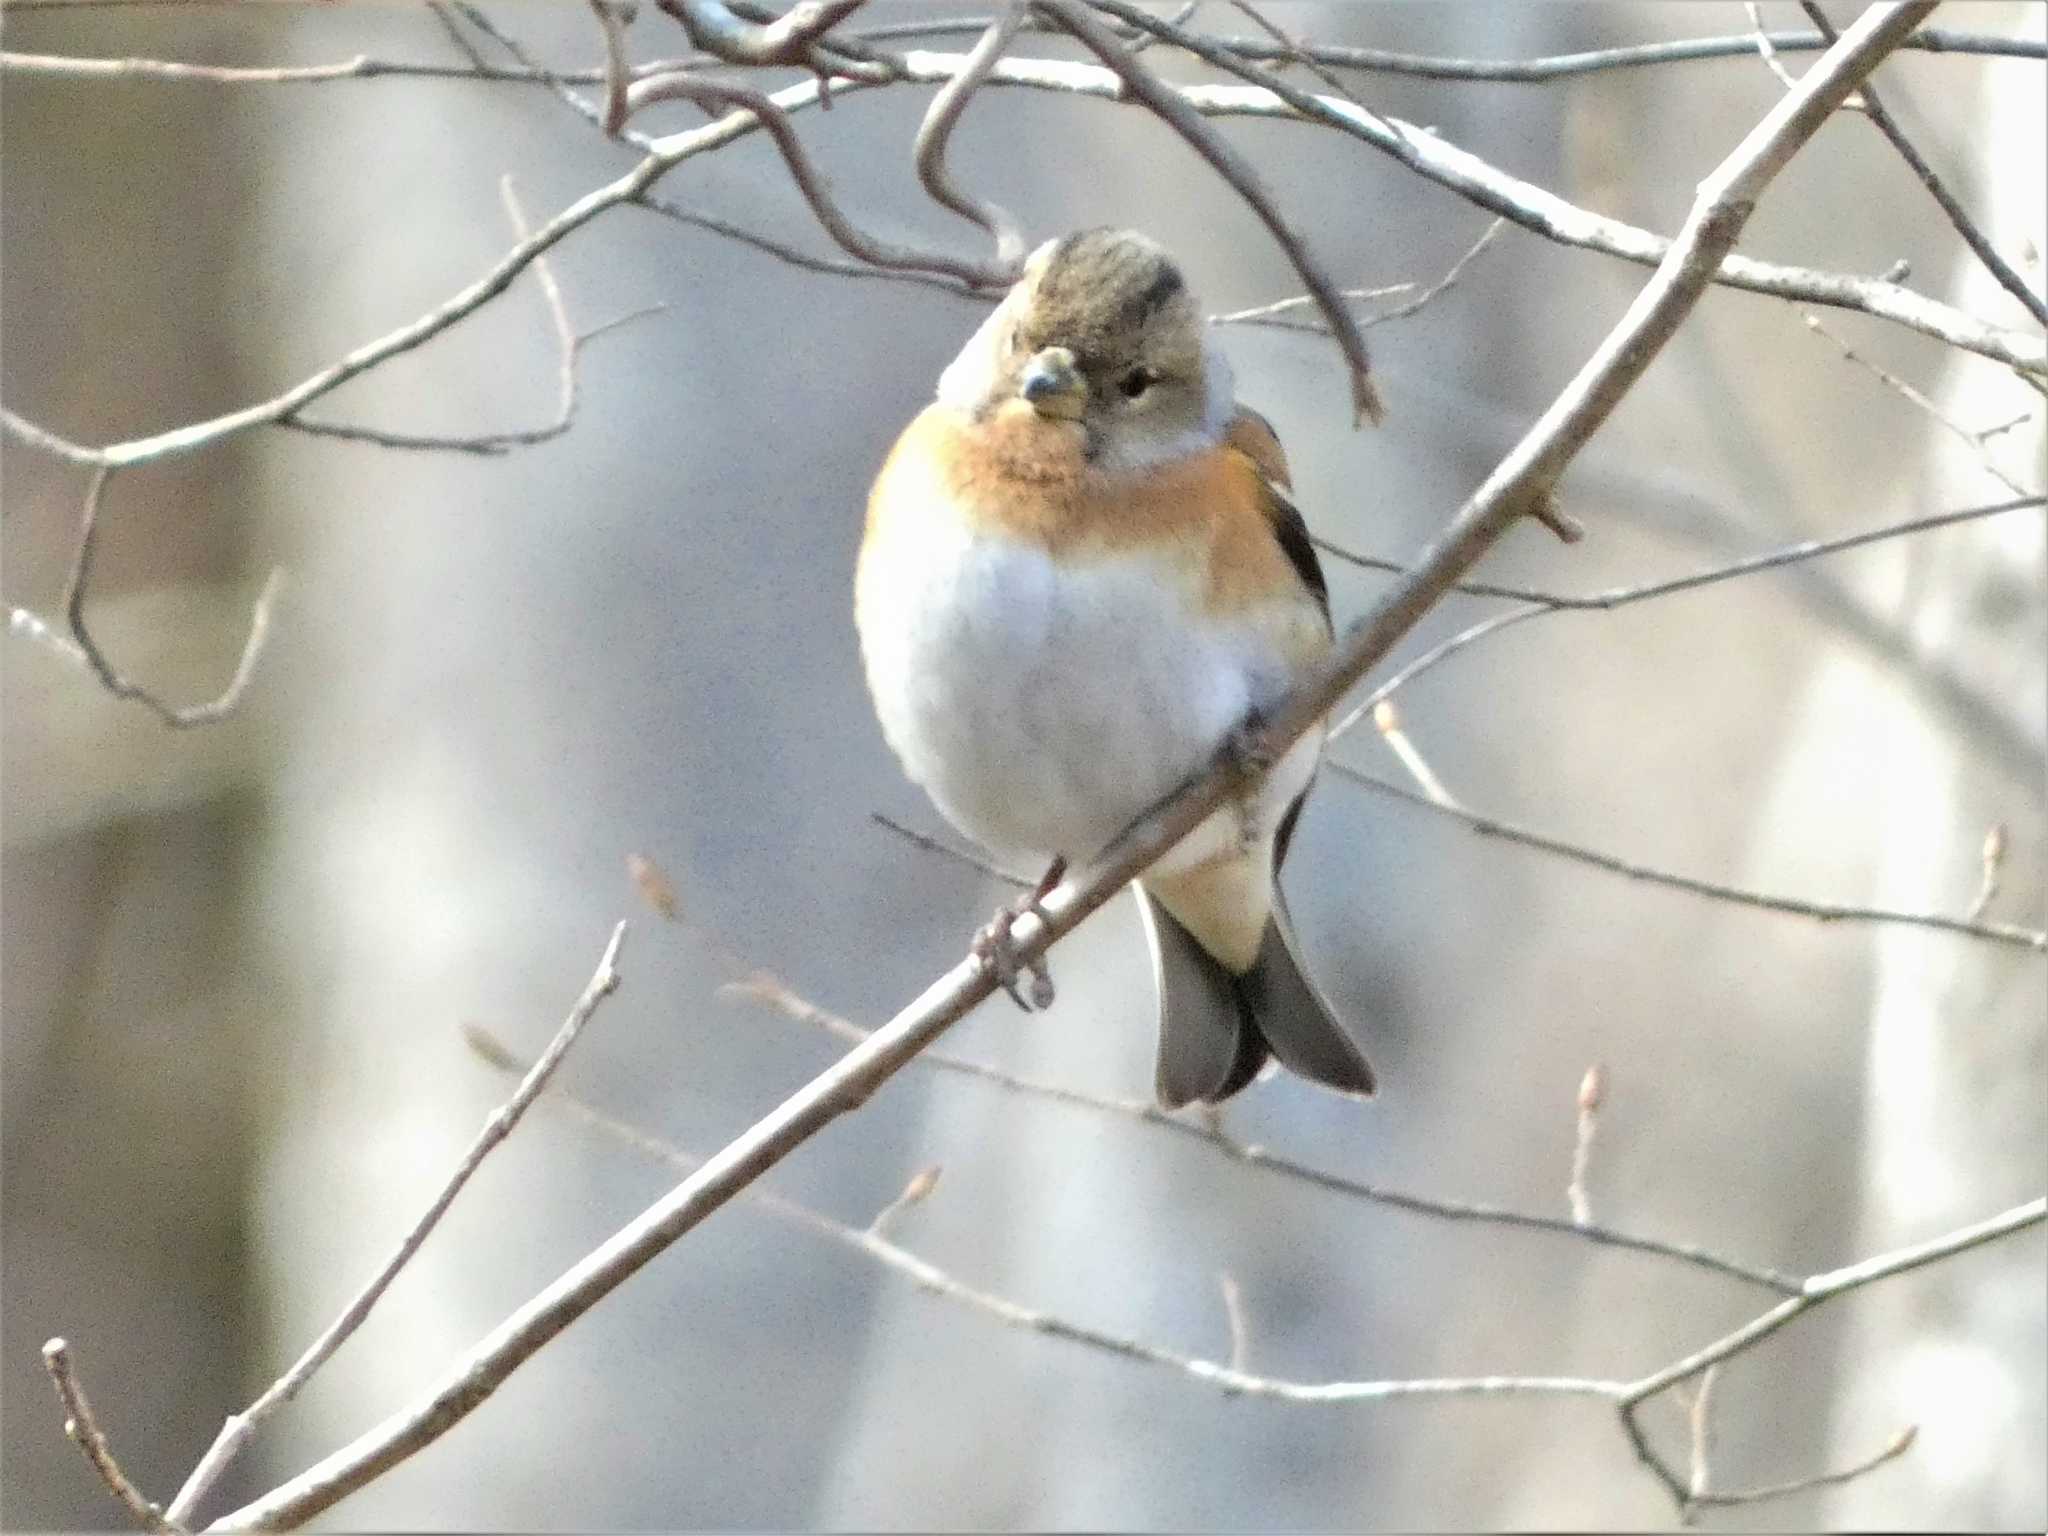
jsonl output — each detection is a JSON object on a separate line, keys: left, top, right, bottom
{"left": 1690, "top": 1423, "right": 1918, "bottom": 1511}
{"left": 1567, "top": 1064, "right": 1604, "bottom": 1226}
{"left": 1035, "top": 0, "right": 1384, "bottom": 426}
{"left": 51, "top": 467, "right": 288, "bottom": 728}
{"left": 911, "top": 2, "right": 1028, "bottom": 269}
{"left": 40, "top": 1340, "right": 182, "bottom": 1532}
{"left": 471, "top": 1030, "right": 2036, "bottom": 1520}
{"left": 617, "top": 69, "right": 1013, "bottom": 289}
{"left": 1311, "top": 493, "right": 2043, "bottom": 604}
{"left": 1332, "top": 766, "right": 2047, "bottom": 953}
{"left": 1322, "top": 494, "right": 2048, "bottom": 746}
{"left": 161, "top": 923, "right": 628, "bottom": 1526}
{"left": 732, "top": 949, "right": 1806, "bottom": 1296}
{"left": 1212, "top": 215, "right": 1502, "bottom": 335}
{"left": 8, "top": 23, "right": 2037, "bottom": 87}
{"left": 284, "top": 176, "right": 665, "bottom": 455}
{"left": 652, "top": 0, "right": 876, "bottom": 73}
{"left": 196, "top": 14, "right": 1941, "bottom": 1523}
{"left": 1025, "top": 4, "right": 2048, "bottom": 375}
{"left": 1615, "top": 1198, "right": 2043, "bottom": 1507}
{"left": 1799, "top": 0, "right": 2047, "bottom": 326}
{"left": 1804, "top": 314, "right": 2039, "bottom": 497}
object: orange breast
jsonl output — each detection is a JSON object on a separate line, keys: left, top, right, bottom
{"left": 866, "top": 402, "right": 1318, "bottom": 627}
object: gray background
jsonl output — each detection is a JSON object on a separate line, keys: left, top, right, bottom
{"left": 4, "top": 2, "right": 2043, "bottom": 1529}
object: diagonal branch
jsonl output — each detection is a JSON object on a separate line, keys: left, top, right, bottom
{"left": 1798, "top": 0, "right": 2047, "bottom": 327}
{"left": 195, "top": 11, "right": 1941, "bottom": 1523}
{"left": 161, "top": 923, "right": 628, "bottom": 1527}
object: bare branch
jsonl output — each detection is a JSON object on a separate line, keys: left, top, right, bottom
{"left": 731, "top": 952, "right": 1807, "bottom": 1296}
{"left": 1799, "top": 0, "right": 2048, "bottom": 326}
{"left": 1967, "top": 823, "right": 2009, "bottom": 923}
{"left": 913, "top": 3, "right": 1028, "bottom": 269}
{"left": 1369, "top": 698, "right": 1459, "bottom": 808}
{"left": 1568, "top": 1064, "right": 1604, "bottom": 1226}
{"left": 653, "top": 0, "right": 872, "bottom": 71}
{"left": 1322, "top": 495, "right": 2048, "bottom": 746}
{"left": 1214, "top": 216, "right": 1502, "bottom": 336}
{"left": 901, "top": 29, "right": 2046, "bottom": 374}
{"left": 48, "top": 468, "right": 289, "bottom": 728}
{"left": 1311, "top": 493, "right": 2044, "bottom": 605}
{"left": 285, "top": 176, "right": 665, "bottom": 455}
{"left": 1035, "top": 0, "right": 1384, "bottom": 425}
{"left": 197, "top": 16, "right": 1947, "bottom": 1522}
{"left": 1805, "top": 314, "right": 2039, "bottom": 497}
{"left": 1691, "top": 1423, "right": 1918, "bottom": 1511}
{"left": 40, "top": 1340, "right": 181, "bottom": 1533}
{"left": 1333, "top": 767, "right": 2047, "bottom": 953}
{"left": 164, "top": 923, "right": 628, "bottom": 1526}
{"left": 472, "top": 1030, "right": 2038, "bottom": 1521}
{"left": 1686, "top": 1363, "right": 1719, "bottom": 1503}
{"left": 618, "top": 69, "right": 1013, "bottom": 289}
{"left": 1743, "top": 3, "right": 1804, "bottom": 91}
{"left": 9, "top": 22, "right": 2038, "bottom": 87}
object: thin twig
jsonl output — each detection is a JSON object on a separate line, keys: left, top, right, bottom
{"left": 8, "top": 33, "right": 2040, "bottom": 482}
{"left": 5, "top": 25, "right": 2039, "bottom": 87}
{"left": 1015, "top": 5, "right": 2047, "bottom": 376}
{"left": 1966, "top": 823, "right": 2008, "bottom": 923}
{"left": 731, "top": 952, "right": 1806, "bottom": 1296}
{"left": 162, "top": 923, "right": 628, "bottom": 1526}
{"left": 912, "top": 1, "right": 1028, "bottom": 269}
{"left": 1686, "top": 1363, "right": 1719, "bottom": 1503}
{"left": 1037, "top": 0, "right": 1382, "bottom": 426}
{"left": 1690, "top": 1423, "right": 1918, "bottom": 1510}
{"left": 1370, "top": 699, "right": 1459, "bottom": 808}
{"left": 204, "top": 17, "right": 1944, "bottom": 1523}
{"left": 286, "top": 177, "right": 665, "bottom": 455}
{"left": 472, "top": 1031, "right": 2036, "bottom": 1519}
{"left": 869, "top": 810, "right": 1031, "bottom": 885}
{"left": 54, "top": 467, "right": 288, "bottom": 728}
{"left": 1218, "top": 1271, "right": 1250, "bottom": 1377}
{"left": 1567, "top": 1065, "right": 1604, "bottom": 1227}
{"left": 1805, "top": 314, "right": 2037, "bottom": 497}
{"left": 1311, "top": 494, "right": 2043, "bottom": 605}
{"left": 40, "top": 1341, "right": 182, "bottom": 1533}
{"left": 1333, "top": 767, "right": 2047, "bottom": 953}
{"left": 1799, "top": 0, "right": 2047, "bottom": 326}
{"left": 1215, "top": 217, "right": 1502, "bottom": 336}
{"left": 1744, "top": 3, "right": 1803, "bottom": 90}
{"left": 619, "top": 70, "right": 1011, "bottom": 289}
{"left": 1324, "top": 494, "right": 2048, "bottom": 743}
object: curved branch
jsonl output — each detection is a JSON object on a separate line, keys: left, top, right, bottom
{"left": 912, "top": 1, "right": 1028, "bottom": 269}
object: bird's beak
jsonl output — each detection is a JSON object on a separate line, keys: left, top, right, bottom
{"left": 1019, "top": 346, "right": 1087, "bottom": 420}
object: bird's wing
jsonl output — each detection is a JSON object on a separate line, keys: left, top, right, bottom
{"left": 1223, "top": 404, "right": 1331, "bottom": 629}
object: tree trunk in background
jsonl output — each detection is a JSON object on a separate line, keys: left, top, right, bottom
{"left": 1820, "top": 11, "right": 2046, "bottom": 1524}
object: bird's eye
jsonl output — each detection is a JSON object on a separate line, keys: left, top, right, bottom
{"left": 1119, "top": 368, "right": 1155, "bottom": 400}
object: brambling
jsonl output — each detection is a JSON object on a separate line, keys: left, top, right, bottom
{"left": 857, "top": 228, "right": 1374, "bottom": 1108}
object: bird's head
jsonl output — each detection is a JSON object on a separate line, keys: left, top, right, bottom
{"left": 937, "top": 228, "right": 1233, "bottom": 471}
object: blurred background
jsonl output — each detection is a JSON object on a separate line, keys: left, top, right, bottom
{"left": 3, "top": 2, "right": 2043, "bottom": 1528}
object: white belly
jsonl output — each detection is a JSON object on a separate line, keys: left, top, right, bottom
{"left": 858, "top": 521, "right": 1319, "bottom": 870}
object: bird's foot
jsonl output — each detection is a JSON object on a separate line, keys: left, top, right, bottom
{"left": 972, "top": 855, "right": 1066, "bottom": 1011}
{"left": 1223, "top": 707, "right": 1278, "bottom": 780}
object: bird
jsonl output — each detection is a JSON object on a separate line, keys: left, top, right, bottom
{"left": 855, "top": 227, "right": 1374, "bottom": 1109}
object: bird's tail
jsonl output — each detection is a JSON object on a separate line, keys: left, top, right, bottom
{"left": 1137, "top": 873, "right": 1375, "bottom": 1110}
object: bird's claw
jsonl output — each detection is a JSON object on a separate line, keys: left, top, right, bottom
{"left": 973, "top": 856, "right": 1065, "bottom": 1012}
{"left": 1224, "top": 708, "right": 1278, "bottom": 778}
